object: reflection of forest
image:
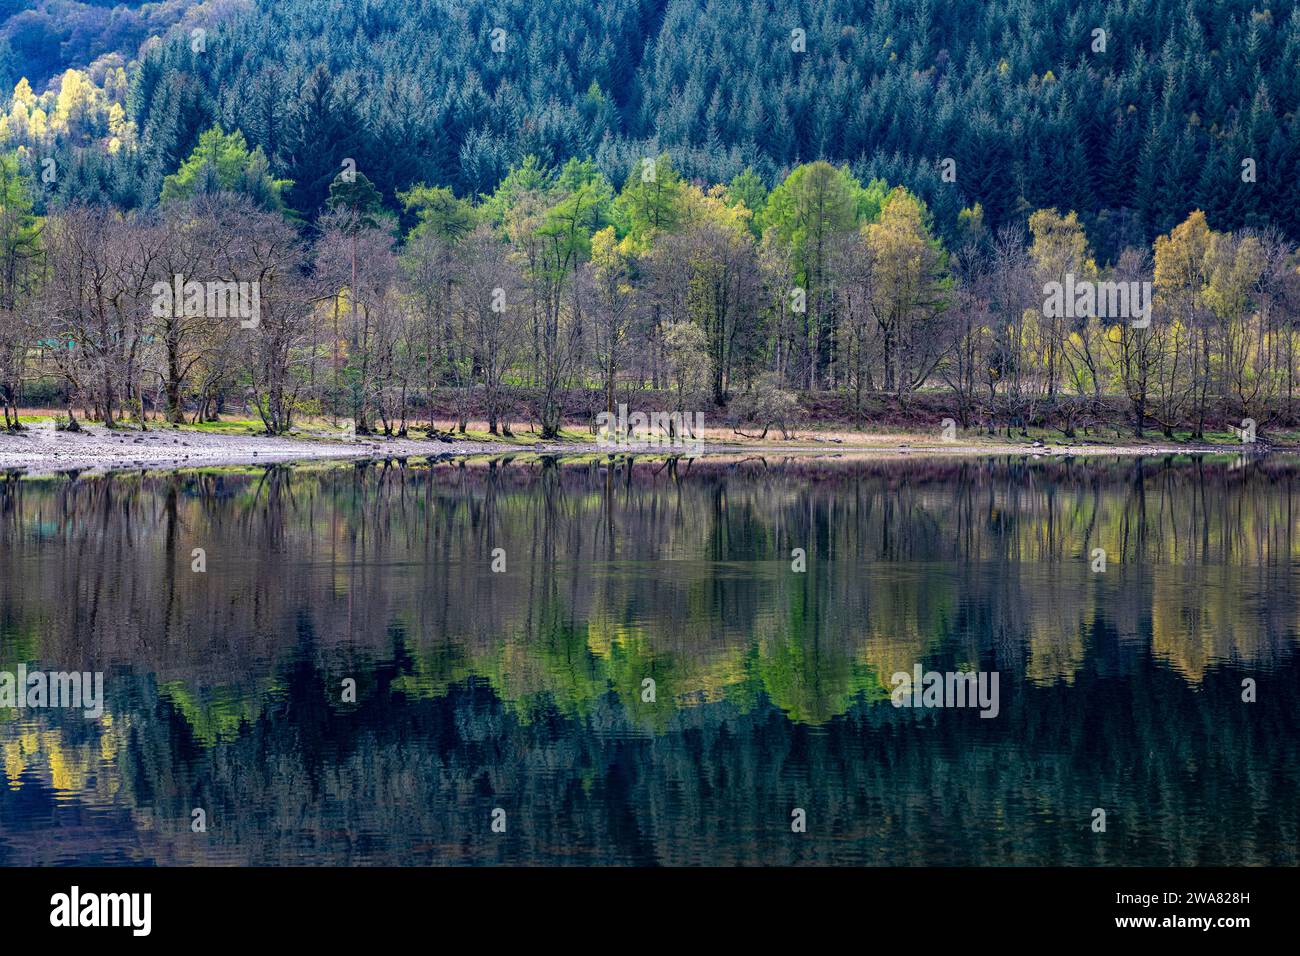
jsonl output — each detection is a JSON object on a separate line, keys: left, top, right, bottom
{"left": 1, "top": 456, "right": 1298, "bottom": 865}
{"left": 3, "top": 659, "right": 1296, "bottom": 866}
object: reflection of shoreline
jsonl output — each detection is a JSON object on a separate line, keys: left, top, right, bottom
{"left": 0, "top": 459, "right": 1296, "bottom": 711}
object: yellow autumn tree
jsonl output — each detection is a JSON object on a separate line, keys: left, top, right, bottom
{"left": 1029, "top": 208, "right": 1096, "bottom": 400}
{"left": 1153, "top": 211, "right": 1214, "bottom": 436}
{"left": 863, "top": 186, "right": 946, "bottom": 398}
{"left": 1203, "top": 232, "right": 1265, "bottom": 418}
{"left": 589, "top": 224, "right": 635, "bottom": 418}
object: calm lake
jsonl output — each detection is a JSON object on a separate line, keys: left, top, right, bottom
{"left": 1, "top": 454, "right": 1297, "bottom": 866}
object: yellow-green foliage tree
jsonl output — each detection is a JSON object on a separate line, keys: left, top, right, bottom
{"left": 863, "top": 186, "right": 948, "bottom": 398}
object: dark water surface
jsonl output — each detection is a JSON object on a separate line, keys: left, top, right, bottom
{"left": 1, "top": 454, "right": 1297, "bottom": 865}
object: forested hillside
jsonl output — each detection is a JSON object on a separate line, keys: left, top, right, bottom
{"left": 0, "top": 0, "right": 214, "bottom": 90}
{"left": 11, "top": 0, "right": 1300, "bottom": 246}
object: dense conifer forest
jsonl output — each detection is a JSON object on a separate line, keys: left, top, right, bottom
{"left": 12, "top": 0, "right": 1300, "bottom": 241}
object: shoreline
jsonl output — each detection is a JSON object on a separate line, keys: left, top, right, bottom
{"left": 0, "top": 420, "right": 1282, "bottom": 475}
